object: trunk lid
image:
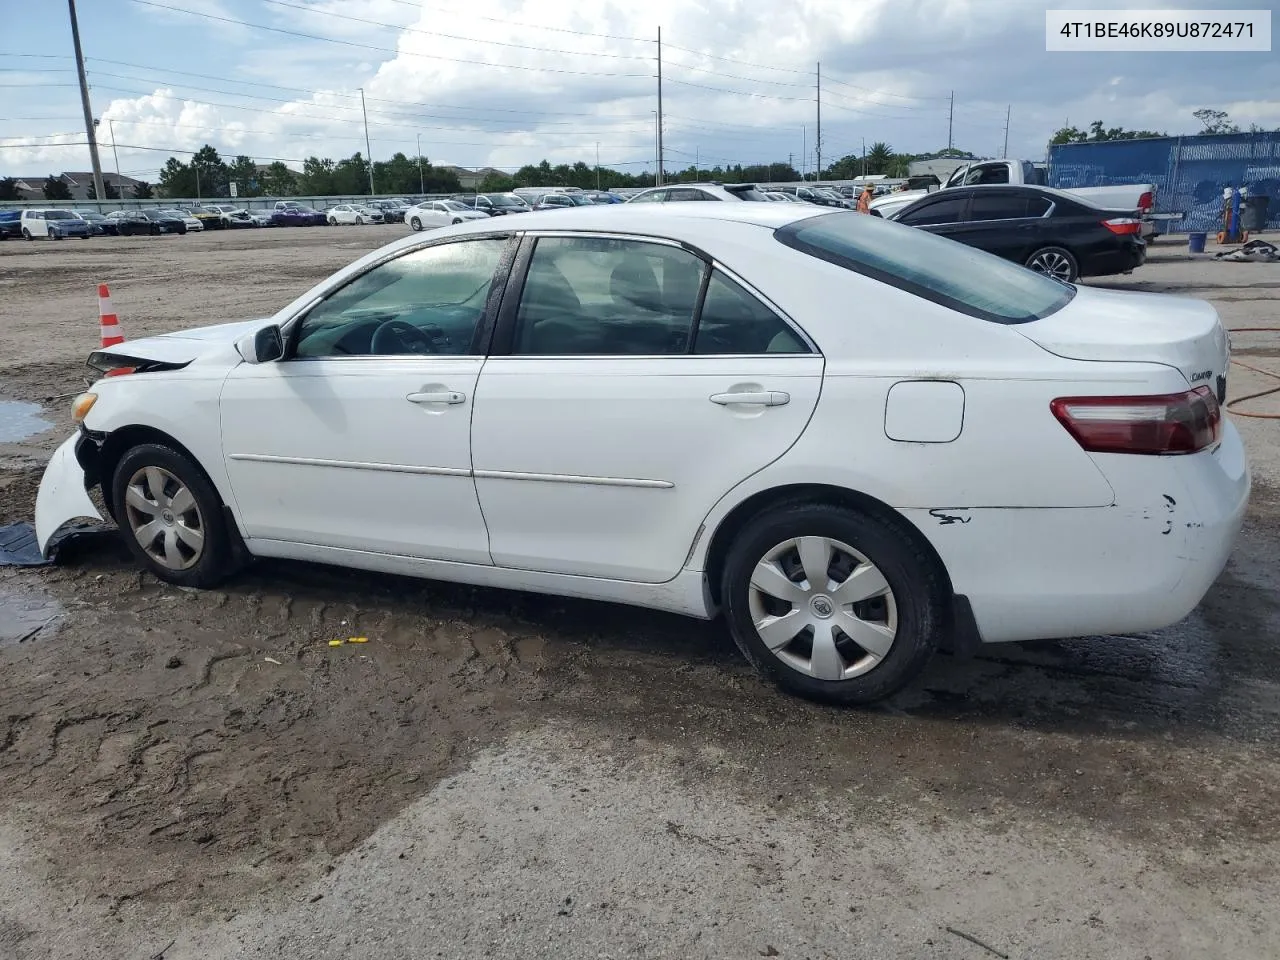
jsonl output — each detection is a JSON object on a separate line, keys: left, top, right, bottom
{"left": 1017, "top": 285, "right": 1229, "bottom": 401}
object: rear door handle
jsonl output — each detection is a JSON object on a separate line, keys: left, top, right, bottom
{"left": 709, "top": 391, "right": 790, "bottom": 406}
{"left": 406, "top": 390, "right": 466, "bottom": 405}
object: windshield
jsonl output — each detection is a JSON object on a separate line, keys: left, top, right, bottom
{"left": 46, "top": 210, "right": 77, "bottom": 220}
{"left": 439, "top": 201, "right": 467, "bottom": 211}
{"left": 76, "top": 211, "right": 103, "bottom": 220}
{"left": 775, "top": 212, "right": 1074, "bottom": 325}
{"left": 486, "top": 195, "right": 523, "bottom": 208}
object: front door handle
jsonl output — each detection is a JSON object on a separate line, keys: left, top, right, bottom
{"left": 406, "top": 390, "right": 466, "bottom": 405}
{"left": 709, "top": 391, "right": 790, "bottom": 407}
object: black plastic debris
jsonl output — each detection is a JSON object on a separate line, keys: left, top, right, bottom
{"left": 0, "top": 521, "right": 112, "bottom": 567}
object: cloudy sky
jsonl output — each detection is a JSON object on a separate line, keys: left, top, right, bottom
{"left": 2, "top": 0, "right": 1277, "bottom": 182}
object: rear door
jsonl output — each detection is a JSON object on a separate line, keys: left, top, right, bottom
{"left": 958, "top": 192, "right": 1035, "bottom": 260}
{"left": 469, "top": 232, "right": 823, "bottom": 582}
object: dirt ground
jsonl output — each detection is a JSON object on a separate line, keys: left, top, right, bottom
{"left": 1, "top": 227, "right": 1279, "bottom": 959}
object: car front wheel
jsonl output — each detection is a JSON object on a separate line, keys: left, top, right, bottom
{"left": 1026, "top": 246, "right": 1078, "bottom": 283}
{"left": 111, "top": 443, "right": 234, "bottom": 588}
{"left": 721, "top": 502, "right": 946, "bottom": 705}
{"left": 409, "top": 217, "right": 422, "bottom": 231}
{"left": 21, "top": 228, "right": 32, "bottom": 240}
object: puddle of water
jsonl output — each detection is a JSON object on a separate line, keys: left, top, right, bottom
{"left": 0, "top": 588, "right": 63, "bottom": 645}
{"left": 0, "top": 400, "right": 52, "bottom": 443}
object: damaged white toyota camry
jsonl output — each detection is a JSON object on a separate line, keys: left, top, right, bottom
{"left": 35, "top": 204, "right": 1249, "bottom": 704}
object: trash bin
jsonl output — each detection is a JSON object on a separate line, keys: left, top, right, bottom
{"left": 1188, "top": 232, "right": 1207, "bottom": 254}
{"left": 1242, "top": 195, "right": 1270, "bottom": 232}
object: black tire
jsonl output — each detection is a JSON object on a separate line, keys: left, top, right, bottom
{"left": 1025, "top": 245, "right": 1079, "bottom": 283}
{"left": 720, "top": 502, "right": 947, "bottom": 705}
{"left": 21, "top": 228, "right": 32, "bottom": 240}
{"left": 111, "top": 443, "right": 234, "bottom": 588}
{"left": 151, "top": 224, "right": 161, "bottom": 236}
{"left": 409, "top": 217, "right": 422, "bottom": 231}
{"left": 452, "top": 218, "right": 463, "bottom": 225}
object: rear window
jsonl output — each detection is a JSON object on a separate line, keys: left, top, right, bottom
{"left": 775, "top": 212, "right": 1074, "bottom": 325}
{"left": 726, "top": 184, "right": 768, "bottom": 201}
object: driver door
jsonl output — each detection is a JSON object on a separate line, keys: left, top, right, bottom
{"left": 219, "top": 236, "right": 513, "bottom": 563}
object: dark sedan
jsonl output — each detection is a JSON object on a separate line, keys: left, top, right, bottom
{"left": 115, "top": 211, "right": 188, "bottom": 236}
{"left": 73, "top": 210, "right": 117, "bottom": 235}
{"left": 0, "top": 210, "right": 21, "bottom": 240}
{"left": 270, "top": 206, "right": 327, "bottom": 227}
{"left": 890, "top": 184, "right": 1145, "bottom": 282}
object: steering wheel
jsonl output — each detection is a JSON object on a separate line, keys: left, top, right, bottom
{"left": 370, "top": 318, "right": 437, "bottom": 355}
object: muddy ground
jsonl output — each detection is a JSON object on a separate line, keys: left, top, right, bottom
{"left": 1, "top": 228, "right": 1279, "bottom": 959}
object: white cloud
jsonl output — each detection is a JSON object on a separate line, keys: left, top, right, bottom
{"left": 2, "top": 0, "right": 1275, "bottom": 180}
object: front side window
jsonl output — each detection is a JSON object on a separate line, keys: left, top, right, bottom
{"left": 512, "top": 237, "right": 705, "bottom": 355}
{"left": 629, "top": 190, "right": 666, "bottom": 203}
{"left": 775, "top": 212, "right": 1074, "bottom": 324}
{"left": 898, "top": 196, "right": 967, "bottom": 226}
{"left": 294, "top": 239, "right": 506, "bottom": 358}
{"left": 693, "top": 271, "right": 808, "bottom": 355}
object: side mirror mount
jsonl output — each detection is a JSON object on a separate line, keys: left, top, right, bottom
{"left": 235, "top": 324, "right": 285, "bottom": 364}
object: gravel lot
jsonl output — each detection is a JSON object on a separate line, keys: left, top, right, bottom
{"left": 1, "top": 227, "right": 1279, "bottom": 959}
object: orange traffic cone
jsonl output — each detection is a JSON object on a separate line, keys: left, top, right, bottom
{"left": 98, "top": 283, "right": 124, "bottom": 347}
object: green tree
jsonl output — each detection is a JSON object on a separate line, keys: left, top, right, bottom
{"left": 158, "top": 156, "right": 196, "bottom": 197}
{"left": 1051, "top": 122, "right": 1166, "bottom": 145}
{"left": 227, "top": 155, "right": 261, "bottom": 197}
{"left": 332, "top": 153, "right": 371, "bottom": 195}
{"left": 85, "top": 181, "right": 119, "bottom": 201}
{"left": 133, "top": 180, "right": 154, "bottom": 200}
{"left": 189, "top": 144, "right": 228, "bottom": 197}
{"left": 42, "top": 175, "right": 71, "bottom": 201}
{"left": 0, "top": 177, "right": 20, "bottom": 201}
{"left": 296, "top": 156, "right": 335, "bottom": 195}
{"left": 1193, "top": 108, "right": 1239, "bottom": 135}
{"left": 478, "top": 171, "right": 516, "bottom": 192}
{"left": 864, "top": 142, "right": 895, "bottom": 175}
{"left": 257, "top": 162, "right": 296, "bottom": 196}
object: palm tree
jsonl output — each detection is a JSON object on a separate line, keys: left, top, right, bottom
{"left": 865, "top": 142, "right": 895, "bottom": 176}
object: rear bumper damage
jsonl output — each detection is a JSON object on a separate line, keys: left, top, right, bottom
{"left": 34, "top": 434, "right": 103, "bottom": 558}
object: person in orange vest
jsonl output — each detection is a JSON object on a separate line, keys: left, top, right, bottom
{"left": 856, "top": 183, "right": 874, "bottom": 213}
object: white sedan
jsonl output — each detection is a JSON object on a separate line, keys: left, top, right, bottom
{"left": 34, "top": 204, "right": 1248, "bottom": 704}
{"left": 406, "top": 200, "right": 489, "bottom": 231}
{"left": 326, "top": 203, "right": 384, "bottom": 225}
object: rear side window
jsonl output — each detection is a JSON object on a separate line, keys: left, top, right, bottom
{"left": 1027, "top": 196, "right": 1053, "bottom": 217}
{"left": 694, "top": 271, "right": 808, "bottom": 355}
{"left": 775, "top": 212, "right": 1075, "bottom": 324}
{"left": 898, "top": 196, "right": 966, "bottom": 225}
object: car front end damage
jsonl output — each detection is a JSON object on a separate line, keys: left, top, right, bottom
{"left": 34, "top": 432, "right": 103, "bottom": 556}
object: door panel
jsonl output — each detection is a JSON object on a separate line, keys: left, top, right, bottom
{"left": 220, "top": 359, "right": 488, "bottom": 562}
{"left": 219, "top": 236, "right": 511, "bottom": 563}
{"left": 471, "top": 356, "right": 822, "bottom": 581}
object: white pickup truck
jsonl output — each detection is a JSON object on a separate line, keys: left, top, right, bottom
{"left": 871, "top": 159, "right": 1156, "bottom": 228}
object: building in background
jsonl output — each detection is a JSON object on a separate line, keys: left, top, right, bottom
{"left": 7, "top": 172, "right": 145, "bottom": 201}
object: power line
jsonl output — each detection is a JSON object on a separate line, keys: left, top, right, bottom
{"left": 376, "top": 0, "right": 654, "bottom": 44}
{"left": 125, "top": 0, "right": 653, "bottom": 79}
{"left": 254, "top": 0, "right": 652, "bottom": 61}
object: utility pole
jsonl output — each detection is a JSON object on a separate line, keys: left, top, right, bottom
{"left": 67, "top": 0, "right": 106, "bottom": 204}
{"left": 416, "top": 133, "right": 424, "bottom": 193}
{"left": 695, "top": 146, "right": 699, "bottom": 179}
{"left": 108, "top": 119, "right": 120, "bottom": 181}
{"left": 656, "top": 26, "right": 664, "bottom": 186}
{"left": 815, "top": 62, "right": 822, "bottom": 183}
{"left": 595, "top": 141, "right": 600, "bottom": 190}
{"left": 359, "top": 87, "right": 375, "bottom": 195}
{"left": 802, "top": 126, "right": 806, "bottom": 180}
{"left": 652, "top": 111, "right": 659, "bottom": 184}
{"left": 947, "top": 90, "right": 954, "bottom": 151}
{"left": 1002, "top": 105, "right": 1011, "bottom": 157}
{"left": 862, "top": 137, "right": 866, "bottom": 178}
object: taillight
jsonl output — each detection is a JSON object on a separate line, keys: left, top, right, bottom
{"left": 1137, "top": 190, "right": 1154, "bottom": 212}
{"left": 1102, "top": 217, "right": 1142, "bottom": 235}
{"left": 1051, "top": 386, "right": 1221, "bottom": 455}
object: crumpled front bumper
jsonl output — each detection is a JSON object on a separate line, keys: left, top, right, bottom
{"left": 35, "top": 434, "right": 102, "bottom": 557}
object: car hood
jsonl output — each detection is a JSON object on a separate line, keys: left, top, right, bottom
{"left": 1017, "top": 285, "right": 1229, "bottom": 398}
{"left": 90, "top": 319, "right": 266, "bottom": 368}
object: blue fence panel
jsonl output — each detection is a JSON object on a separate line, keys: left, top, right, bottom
{"left": 1048, "top": 133, "right": 1280, "bottom": 234}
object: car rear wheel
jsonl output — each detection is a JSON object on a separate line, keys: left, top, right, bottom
{"left": 21, "top": 228, "right": 32, "bottom": 240}
{"left": 452, "top": 218, "right": 463, "bottom": 224}
{"left": 721, "top": 502, "right": 946, "bottom": 704}
{"left": 1026, "top": 246, "right": 1078, "bottom": 282}
{"left": 111, "top": 443, "right": 234, "bottom": 588}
